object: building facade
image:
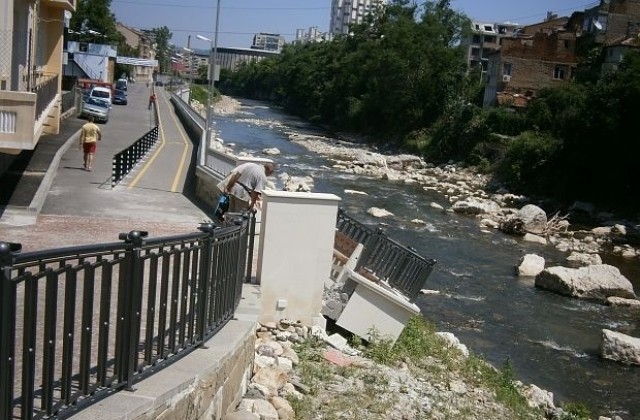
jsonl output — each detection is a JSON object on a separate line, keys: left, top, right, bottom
{"left": 483, "top": 28, "right": 578, "bottom": 108}
{"left": 330, "top": 0, "right": 387, "bottom": 36}
{"left": 251, "top": 33, "right": 285, "bottom": 52}
{"left": 481, "top": 0, "right": 640, "bottom": 109}
{"left": 116, "top": 23, "right": 156, "bottom": 84}
{"left": 293, "top": 26, "right": 333, "bottom": 44}
{"left": 462, "top": 20, "right": 522, "bottom": 80}
{"left": 0, "top": 0, "right": 75, "bottom": 156}
{"left": 215, "top": 47, "right": 280, "bottom": 72}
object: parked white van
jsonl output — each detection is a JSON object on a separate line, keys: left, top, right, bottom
{"left": 88, "top": 86, "right": 112, "bottom": 107}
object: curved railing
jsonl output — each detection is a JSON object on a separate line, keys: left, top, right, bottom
{"left": 111, "top": 126, "right": 159, "bottom": 188}
{"left": 0, "top": 216, "right": 251, "bottom": 419}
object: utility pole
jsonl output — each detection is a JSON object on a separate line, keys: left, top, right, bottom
{"left": 199, "top": 0, "right": 221, "bottom": 166}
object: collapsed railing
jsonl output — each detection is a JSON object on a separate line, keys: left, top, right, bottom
{"left": 111, "top": 126, "right": 159, "bottom": 188}
{"left": 336, "top": 209, "right": 436, "bottom": 302}
{"left": 0, "top": 214, "right": 253, "bottom": 419}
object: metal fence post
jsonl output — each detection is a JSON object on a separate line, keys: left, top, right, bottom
{"left": 245, "top": 211, "right": 256, "bottom": 283}
{"left": 0, "top": 242, "right": 21, "bottom": 419}
{"left": 116, "top": 231, "right": 147, "bottom": 391}
{"left": 196, "top": 223, "right": 215, "bottom": 344}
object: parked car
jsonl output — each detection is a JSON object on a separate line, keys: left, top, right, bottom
{"left": 80, "top": 97, "right": 110, "bottom": 123}
{"left": 115, "top": 78, "right": 128, "bottom": 91}
{"left": 88, "top": 86, "right": 112, "bottom": 107}
{"left": 113, "top": 89, "right": 128, "bottom": 105}
{"left": 155, "top": 80, "right": 164, "bottom": 86}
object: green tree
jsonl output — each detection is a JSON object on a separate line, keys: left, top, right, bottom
{"left": 149, "top": 26, "right": 172, "bottom": 74}
{"left": 70, "top": 0, "right": 122, "bottom": 44}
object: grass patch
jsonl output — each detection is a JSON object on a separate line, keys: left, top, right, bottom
{"left": 362, "top": 316, "right": 542, "bottom": 418}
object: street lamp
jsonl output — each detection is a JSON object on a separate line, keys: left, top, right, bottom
{"left": 195, "top": 0, "right": 221, "bottom": 166}
{"left": 196, "top": 33, "right": 215, "bottom": 154}
{"left": 182, "top": 47, "right": 194, "bottom": 103}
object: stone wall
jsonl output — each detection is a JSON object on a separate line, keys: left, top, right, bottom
{"left": 69, "top": 319, "right": 257, "bottom": 420}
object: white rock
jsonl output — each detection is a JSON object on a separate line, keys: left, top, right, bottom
{"left": 435, "top": 332, "right": 469, "bottom": 357}
{"left": 367, "top": 207, "right": 394, "bottom": 218}
{"left": 516, "top": 254, "right": 545, "bottom": 277}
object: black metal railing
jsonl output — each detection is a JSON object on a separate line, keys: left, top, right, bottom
{"left": 0, "top": 216, "right": 252, "bottom": 419}
{"left": 111, "top": 126, "right": 159, "bottom": 188}
{"left": 336, "top": 209, "right": 436, "bottom": 302}
{"left": 60, "top": 89, "right": 76, "bottom": 114}
{"left": 33, "top": 75, "right": 59, "bottom": 121}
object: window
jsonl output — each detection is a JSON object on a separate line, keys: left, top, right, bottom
{"left": 484, "top": 25, "right": 493, "bottom": 32}
{"left": 503, "top": 63, "right": 512, "bottom": 76}
{"left": 472, "top": 34, "right": 481, "bottom": 43}
{"left": 554, "top": 65, "right": 567, "bottom": 80}
{"left": 564, "top": 40, "right": 570, "bottom": 49}
{"left": 484, "top": 35, "right": 496, "bottom": 43}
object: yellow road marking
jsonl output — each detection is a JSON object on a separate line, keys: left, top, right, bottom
{"left": 165, "top": 94, "right": 191, "bottom": 192}
{"left": 128, "top": 94, "right": 166, "bottom": 189}
{"left": 128, "top": 90, "right": 191, "bottom": 192}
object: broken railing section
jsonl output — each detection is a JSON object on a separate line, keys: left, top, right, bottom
{"left": 325, "top": 209, "right": 437, "bottom": 344}
{"left": 335, "top": 208, "right": 436, "bottom": 303}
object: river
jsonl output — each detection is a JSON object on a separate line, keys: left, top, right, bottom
{"left": 214, "top": 98, "right": 640, "bottom": 419}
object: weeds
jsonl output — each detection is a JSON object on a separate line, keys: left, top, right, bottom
{"left": 560, "top": 402, "right": 591, "bottom": 420}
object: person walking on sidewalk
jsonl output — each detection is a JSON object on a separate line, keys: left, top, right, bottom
{"left": 79, "top": 116, "right": 101, "bottom": 171}
{"left": 148, "top": 92, "right": 156, "bottom": 110}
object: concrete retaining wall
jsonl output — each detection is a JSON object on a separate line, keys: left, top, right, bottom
{"left": 68, "top": 319, "right": 256, "bottom": 420}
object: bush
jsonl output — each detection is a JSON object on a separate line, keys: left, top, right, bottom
{"left": 496, "top": 131, "right": 562, "bottom": 195}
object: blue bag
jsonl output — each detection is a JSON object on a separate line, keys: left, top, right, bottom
{"left": 214, "top": 193, "right": 230, "bottom": 221}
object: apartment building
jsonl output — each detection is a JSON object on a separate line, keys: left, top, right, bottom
{"left": 330, "top": 0, "right": 387, "bottom": 36}
{"left": 481, "top": 0, "right": 640, "bottom": 109}
{"left": 293, "top": 27, "right": 333, "bottom": 45}
{"left": 483, "top": 27, "right": 579, "bottom": 108}
{"left": 0, "top": 0, "right": 76, "bottom": 157}
{"left": 251, "top": 33, "right": 285, "bottom": 52}
{"left": 116, "top": 23, "right": 156, "bottom": 84}
{"left": 463, "top": 20, "right": 522, "bottom": 79}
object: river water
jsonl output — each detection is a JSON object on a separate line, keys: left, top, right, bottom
{"left": 215, "top": 98, "right": 640, "bottom": 419}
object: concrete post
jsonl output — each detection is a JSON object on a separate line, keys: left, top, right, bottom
{"left": 256, "top": 191, "right": 341, "bottom": 327}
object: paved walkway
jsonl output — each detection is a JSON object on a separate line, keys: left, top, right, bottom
{"left": 0, "top": 83, "right": 213, "bottom": 252}
{"left": 0, "top": 83, "right": 262, "bottom": 419}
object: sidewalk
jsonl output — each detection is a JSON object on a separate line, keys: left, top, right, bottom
{"left": 0, "top": 84, "right": 213, "bottom": 251}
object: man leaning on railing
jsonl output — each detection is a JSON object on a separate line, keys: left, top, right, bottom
{"left": 215, "top": 162, "right": 276, "bottom": 218}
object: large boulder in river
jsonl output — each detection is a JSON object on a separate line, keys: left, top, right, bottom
{"left": 601, "top": 329, "right": 640, "bottom": 366}
{"left": 535, "top": 264, "right": 636, "bottom": 302}
{"left": 516, "top": 254, "right": 545, "bottom": 277}
{"left": 501, "top": 204, "right": 547, "bottom": 235}
{"left": 451, "top": 197, "right": 500, "bottom": 215}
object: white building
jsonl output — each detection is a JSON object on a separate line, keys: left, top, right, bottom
{"left": 293, "top": 26, "right": 333, "bottom": 44}
{"left": 330, "top": 0, "right": 387, "bottom": 36}
{"left": 251, "top": 33, "right": 285, "bottom": 52}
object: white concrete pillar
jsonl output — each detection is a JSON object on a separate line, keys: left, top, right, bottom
{"left": 257, "top": 191, "right": 341, "bottom": 327}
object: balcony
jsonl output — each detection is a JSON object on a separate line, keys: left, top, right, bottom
{"left": 0, "top": 75, "right": 59, "bottom": 154}
{"left": 41, "top": 0, "right": 76, "bottom": 11}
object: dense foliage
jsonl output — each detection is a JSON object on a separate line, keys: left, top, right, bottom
{"left": 70, "top": 0, "right": 122, "bottom": 44}
{"left": 221, "top": 0, "right": 639, "bottom": 214}
{"left": 149, "top": 26, "right": 173, "bottom": 74}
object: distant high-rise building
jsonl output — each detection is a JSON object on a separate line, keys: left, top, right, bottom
{"left": 330, "top": 0, "right": 387, "bottom": 36}
{"left": 251, "top": 33, "right": 285, "bottom": 52}
{"left": 293, "top": 26, "right": 332, "bottom": 44}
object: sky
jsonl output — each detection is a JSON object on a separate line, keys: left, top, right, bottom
{"left": 110, "top": 0, "right": 600, "bottom": 50}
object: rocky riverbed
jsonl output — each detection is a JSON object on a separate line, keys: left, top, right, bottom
{"left": 208, "top": 96, "right": 638, "bottom": 419}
